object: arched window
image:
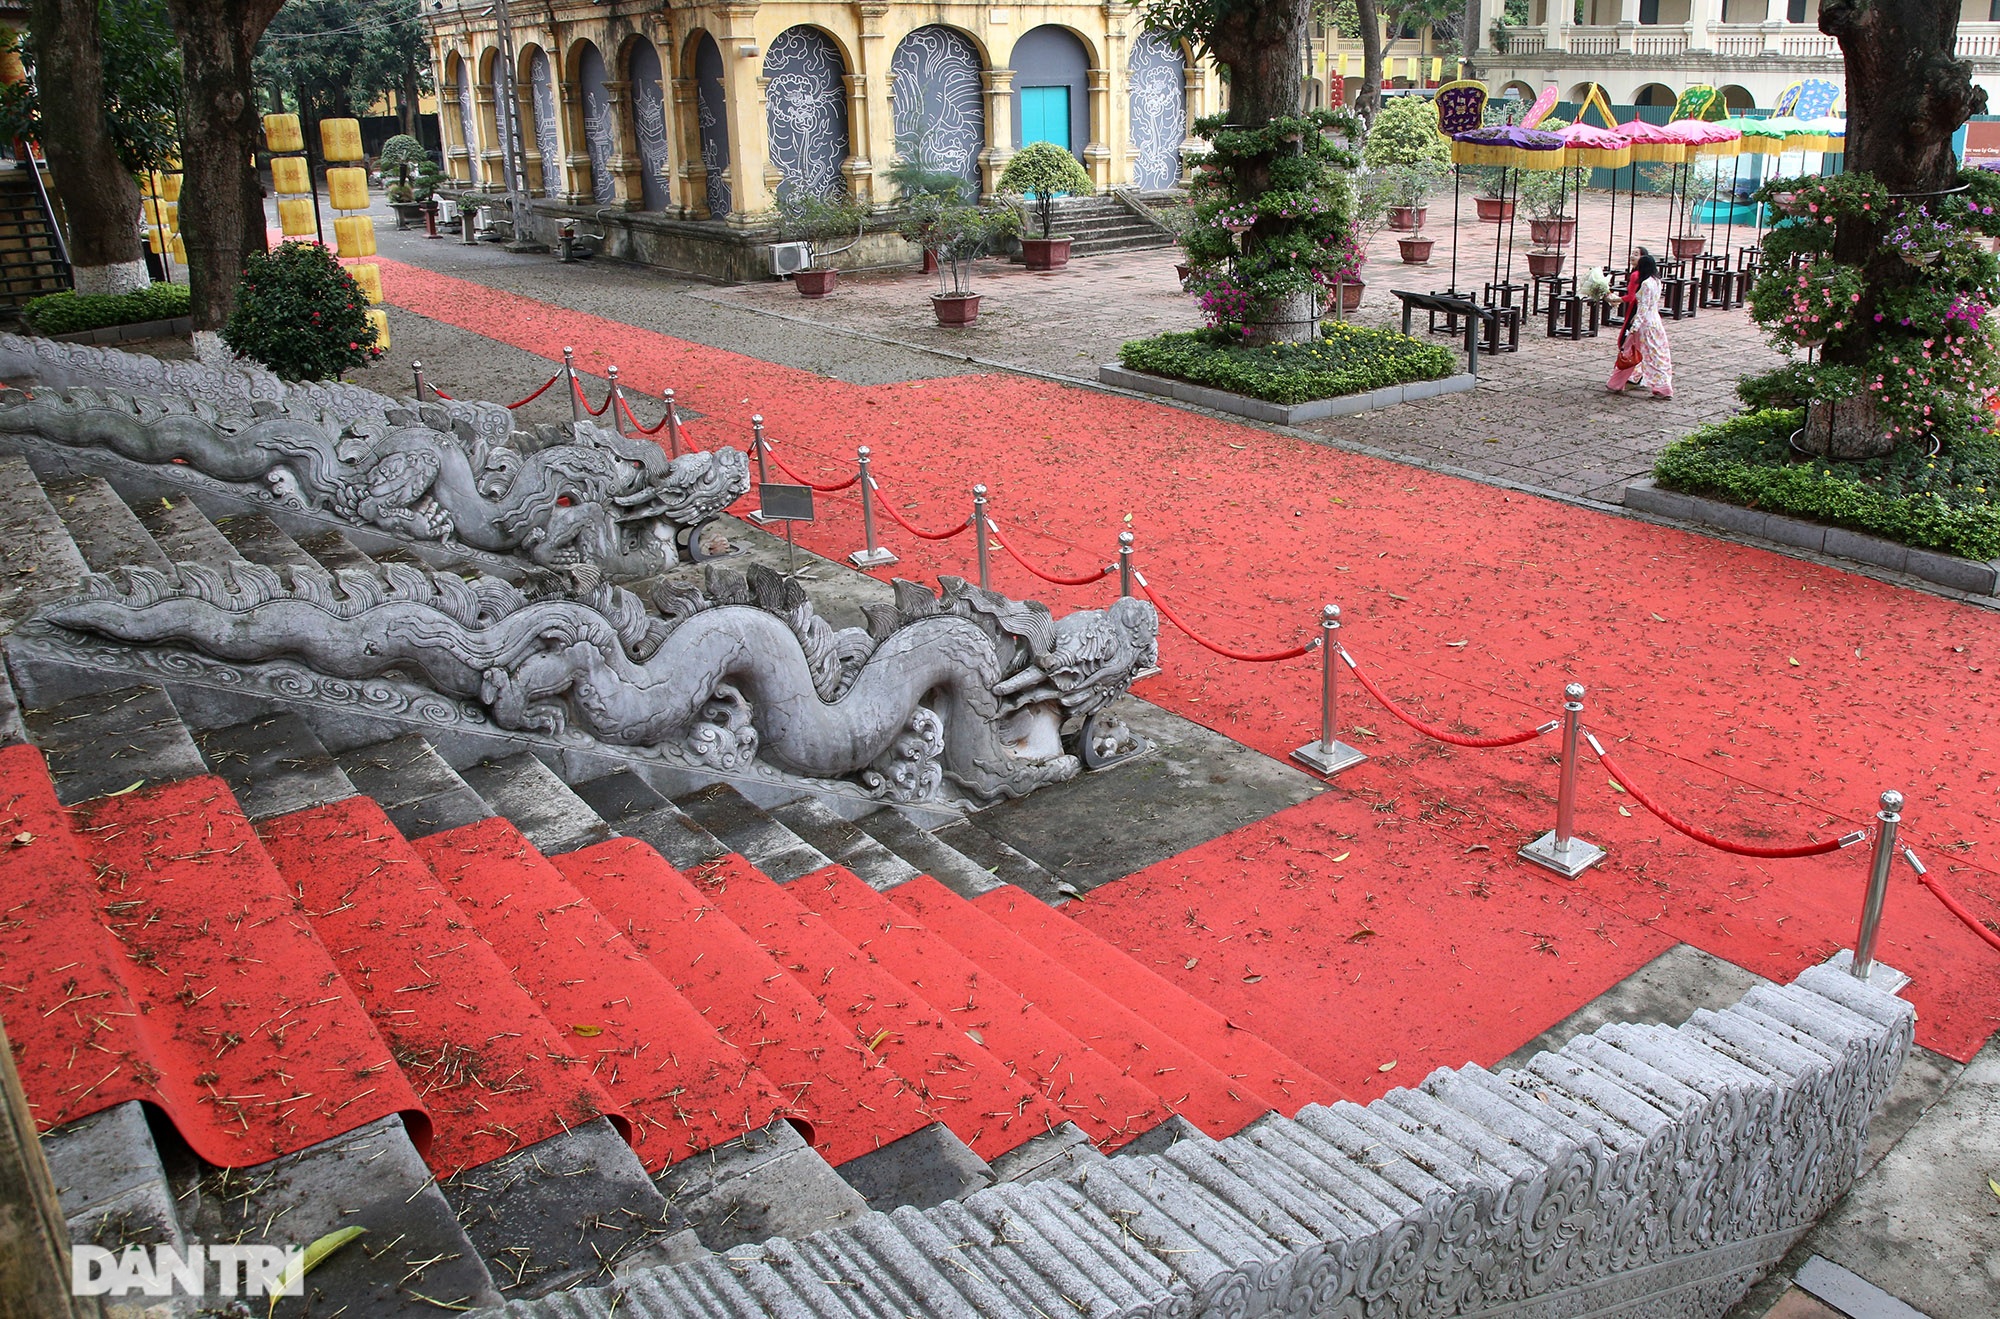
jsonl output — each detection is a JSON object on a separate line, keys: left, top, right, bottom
{"left": 628, "top": 40, "right": 671, "bottom": 210}
{"left": 693, "top": 33, "right": 731, "bottom": 218}
{"left": 576, "top": 42, "right": 614, "bottom": 204}
{"left": 889, "top": 26, "right": 986, "bottom": 192}
{"left": 763, "top": 27, "right": 851, "bottom": 199}
{"left": 526, "top": 48, "right": 559, "bottom": 195}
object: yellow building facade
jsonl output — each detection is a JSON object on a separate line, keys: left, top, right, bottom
{"left": 427, "top": 2, "right": 1217, "bottom": 226}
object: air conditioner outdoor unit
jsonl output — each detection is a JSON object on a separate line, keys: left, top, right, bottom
{"left": 769, "top": 241, "right": 811, "bottom": 277}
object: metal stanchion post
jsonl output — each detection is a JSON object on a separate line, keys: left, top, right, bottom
{"left": 1117, "top": 531, "right": 1134, "bottom": 597}
{"left": 747, "top": 415, "right": 772, "bottom": 523}
{"left": 1519, "top": 683, "right": 1606, "bottom": 877}
{"left": 411, "top": 360, "right": 429, "bottom": 401}
{"left": 849, "top": 447, "right": 898, "bottom": 568}
{"left": 973, "top": 484, "right": 990, "bottom": 590}
{"left": 663, "top": 389, "right": 681, "bottom": 457}
{"left": 564, "top": 347, "right": 582, "bottom": 424}
{"left": 1289, "top": 605, "right": 1367, "bottom": 776}
{"left": 1851, "top": 790, "right": 1902, "bottom": 982}
{"left": 607, "top": 365, "right": 625, "bottom": 436}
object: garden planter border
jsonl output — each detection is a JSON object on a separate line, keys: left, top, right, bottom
{"left": 1624, "top": 477, "right": 2000, "bottom": 595}
{"left": 50, "top": 316, "right": 194, "bottom": 346}
{"left": 1098, "top": 362, "right": 1476, "bottom": 424}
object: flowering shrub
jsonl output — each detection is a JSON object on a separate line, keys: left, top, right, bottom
{"left": 1119, "top": 323, "right": 1456, "bottom": 404}
{"left": 1184, "top": 268, "right": 1257, "bottom": 328}
{"left": 1749, "top": 261, "right": 1862, "bottom": 348}
{"left": 1214, "top": 203, "right": 1259, "bottom": 230}
{"left": 1883, "top": 206, "right": 1962, "bottom": 264}
{"left": 221, "top": 241, "right": 381, "bottom": 381}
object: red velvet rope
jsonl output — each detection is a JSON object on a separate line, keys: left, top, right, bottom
{"left": 761, "top": 438, "right": 860, "bottom": 492}
{"left": 571, "top": 373, "right": 613, "bottom": 416}
{"left": 867, "top": 477, "right": 972, "bottom": 540}
{"left": 985, "top": 519, "right": 1112, "bottom": 586}
{"left": 617, "top": 393, "right": 671, "bottom": 436}
{"left": 1914, "top": 866, "right": 2000, "bottom": 952}
{"left": 1340, "top": 649, "right": 1552, "bottom": 748}
{"left": 1137, "top": 576, "right": 1312, "bottom": 663}
{"left": 428, "top": 385, "right": 454, "bottom": 400}
{"left": 1591, "top": 739, "right": 1852, "bottom": 858}
{"left": 504, "top": 372, "right": 561, "bottom": 409}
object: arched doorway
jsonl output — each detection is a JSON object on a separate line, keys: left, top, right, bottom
{"left": 1127, "top": 32, "right": 1185, "bottom": 190}
{"left": 763, "top": 26, "right": 851, "bottom": 199}
{"left": 526, "top": 47, "right": 559, "bottom": 196}
{"left": 449, "top": 54, "right": 481, "bottom": 185}
{"left": 627, "top": 39, "right": 671, "bottom": 210}
{"left": 576, "top": 41, "right": 614, "bottom": 204}
{"left": 889, "top": 26, "right": 985, "bottom": 192}
{"left": 693, "top": 33, "right": 731, "bottom": 218}
{"left": 1632, "top": 83, "right": 1676, "bottom": 108}
{"left": 1010, "top": 26, "right": 1088, "bottom": 154}
{"left": 1718, "top": 84, "right": 1755, "bottom": 112}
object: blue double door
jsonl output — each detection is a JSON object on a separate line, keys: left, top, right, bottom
{"left": 1019, "top": 86, "right": 1070, "bottom": 150}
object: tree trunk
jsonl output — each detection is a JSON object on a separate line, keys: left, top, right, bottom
{"left": 1461, "top": 0, "right": 1481, "bottom": 65}
{"left": 1822, "top": 0, "right": 1984, "bottom": 195}
{"left": 25, "top": 0, "right": 148, "bottom": 293}
{"left": 1354, "top": 0, "right": 1385, "bottom": 127}
{"left": 165, "top": 0, "right": 285, "bottom": 348}
{"left": 400, "top": 63, "right": 420, "bottom": 137}
{"left": 1800, "top": 396, "right": 1893, "bottom": 461}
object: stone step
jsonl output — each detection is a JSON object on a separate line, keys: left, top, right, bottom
{"left": 458, "top": 750, "right": 615, "bottom": 855}
{"left": 767, "top": 797, "right": 920, "bottom": 891}
{"left": 191, "top": 711, "right": 357, "bottom": 822}
{"left": 1069, "top": 233, "right": 1177, "bottom": 257}
{"left": 20, "top": 681, "right": 206, "bottom": 804}
{"left": 334, "top": 731, "right": 494, "bottom": 839}
{"left": 851, "top": 807, "right": 1006, "bottom": 899}
{"left": 42, "top": 1101, "right": 186, "bottom": 1257}
{"left": 651, "top": 1117, "right": 868, "bottom": 1254}
{"left": 131, "top": 492, "right": 241, "bottom": 565}
{"left": 209, "top": 509, "right": 321, "bottom": 571}
{"left": 930, "top": 818, "right": 1067, "bottom": 905}
{"left": 0, "top": 452, "right": 90, "bottom": 632}
{"left": 294, "top": 526, "right": 380, "bottom": 573}
{"left": 42, "top": 474, "right": 172, "bottom": 573}
{"left": 572, "top": 768, "right": 729, "bottom": 871}
{"left": 671, "top": 781, "right": 832, "bottom": 882}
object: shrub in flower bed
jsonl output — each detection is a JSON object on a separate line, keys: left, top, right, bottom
{"left": 24, "top": 282, "right": 190, "bottom": 336}
{"left": 1654, "top": 408, "right": 2000, "bottom": 561}
{"left": 222, "top": 241, "right": 381, "bottom": 381}
{"left": 1119, "top": 323, "right": 1456, "bottom": 405}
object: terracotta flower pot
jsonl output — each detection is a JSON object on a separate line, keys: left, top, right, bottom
{"left": 1176, "top": 263, "right": 1191, "bottom": 282}
{"left": 1021, "top": 237, "right": 1072, "bottom": 271}
{"left": 794, "top": 267, "right": 838, "bottom": 298}
{"left": 1529, "top": 217, "right": 1575, "bottom": 247}
{"left": 1526, "top": 250, "right": 1565, "bottom": 277}
{"left": 1324, "top": 280, "right": 1365, "bottom": 313}
{"left": 1669, "top": 235, "right": 1706, "bottom": 258}
{"left": 1475, "top": 197, "right": 1514, "bottom": 223}
{"left": 933, "top": 293, "right": 981, "bottom": 325}
{"left": 1388, "top": 206, "right": 1426, "bottom": 232}
{"left": 1398, "top": 237, "right": 1435, "bottom": 264}
{"left": 921, "top": 249, "right": 939, "bottom": 274}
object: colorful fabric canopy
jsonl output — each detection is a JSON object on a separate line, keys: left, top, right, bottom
{"left": 1759, "top": 116, "right": 1831, "bottom": 153}
{"left": 1804, "top": 116, "right": 1846, "bottom": 156}
{"left": 1450, "top": 125, "right": 1569, "bottom": 170}
{"left": 1665, "top": 119, "right": 1744, "bottom": 157}
{"left": 1616, "top": 120, "right": 1689, "bottom": 164}
{"left": 1722, "top": 115, "right": 1787, "bottom": 157}
{"left": 1556, "top": 122, "right": 1632, "bottom": 169}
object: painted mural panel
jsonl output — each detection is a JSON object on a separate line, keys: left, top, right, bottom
{"left": 889, "top": 26, "right": 985, "bottom": 191}
{"left": 762, "top": 27, "right": 850, "bottom": 199}
{"left": 628, "top": 39, "right": 671, "bottom": 211}
{"left": 529, "top": 48, "right": 559, "bottom": 196}
{"left": 1128, "top": 32, "right": 1186, "bottom": 191}
{"left": 453, "top": 60, "right": 481, "bottom": 186}
{"left": 695, "top": 33, "right": 731, "bottom": 218}
{"left": 578, "top": 41, "right": 615, "bottom": 204}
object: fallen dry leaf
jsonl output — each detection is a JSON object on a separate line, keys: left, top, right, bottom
{"left": 1331, "top": 852, "right": 1350, "bottom": 863}
{"left": 1184, "top": 957, "right": 1199, "bottom": 969}
{"left": 1242, "top": 974, "right": 1264, "bottom": 984}
{"left": 9, "top": 832, "right": 31, "bottom": 847}
{"left": 1608, "top": 779, "right": 1626, "bottom": 794}
{"left": 1378, "top": 1060, "right": 1397, "bottom": 1073}
{"left": 572, "top": 1025, "right": 603, "bottom": 1037}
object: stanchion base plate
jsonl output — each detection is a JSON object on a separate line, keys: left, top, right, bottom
{"left": 746, "top": 511, "right": 773, "bottom": 525}
{"left": 1290, "top": 740, "right": 1367, "bottom": 776}
{"left": 1824, "top": 950, "right": 1911, "bottom": 994}
{"left": 849, "top": 547, "right": 899, "bottom": 568}
{"left": 1519, "top": 831, "right": 1606, "bottom": 878}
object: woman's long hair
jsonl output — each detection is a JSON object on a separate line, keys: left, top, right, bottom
{"left": 1635, "top": 249, "right": 1659, "bottom": 284}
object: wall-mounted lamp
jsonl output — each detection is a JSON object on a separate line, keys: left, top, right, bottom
{"left": 738, "top": 44, "right": 760, "bottom": 58}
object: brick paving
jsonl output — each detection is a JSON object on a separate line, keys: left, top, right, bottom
{"left": 695, "top": 189, "right": 1783, "bottom": 502}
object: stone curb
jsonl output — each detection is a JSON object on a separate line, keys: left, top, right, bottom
{"left": 51, "top": 316, "right": 192, "bottom": 346}
{"left": 1096, "top": 362, "right": 1477, "bottom": 423}
{"left": 1623, "top": 478, "right": 2000, "bottom": 597}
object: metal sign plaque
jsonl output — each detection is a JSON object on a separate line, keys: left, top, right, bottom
{"left": 758, "top": 482, "right": 814, "bottom": 522}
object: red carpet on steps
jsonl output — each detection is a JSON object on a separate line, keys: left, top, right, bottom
{"left": 793, "top": 865, "right": 1167, "bottom": 1149}
{"left": 376, "top": 261, "right": 2000, "bottom": 1068}
{"left": 258, "top": 798, "right": 626, "bottom": 1175}
{"left": 886, "top": 875, "right": 1274, "bottom": 1138}
{"left": 409, "top": 814, "right": 795, "bottom": 1170}
{"left": 974, "top": 886, "right": 1341, "bottom": 1111}
{"left": 552, "top": 838, "right": 930, "bottom": 1166}
{"left": 684, "top": 855, "right": 1059, "bottom": 1160}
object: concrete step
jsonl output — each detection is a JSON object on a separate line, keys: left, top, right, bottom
{"left": 42, "top": 1101, "right": 185, "bottom": 1257}
{"left": 42, "top": 474, "right": 172, "bottom": 573}
{"left": 768, "top": 797, "right": 920, "bottom": 891}
{"left": 458, "top": 750, "right": 615, "bottom": 855}
{"left": 852, "top": 808, "right": 1006, "bottom": 899}
{"left": 131, "top": 492, "right": 241, "bottom": 566}
{"left": 191, "top": 711, "right": 357, "bottom": 822}
{"left": 209, "top": 509, "right": 321, "bottom": 571}
{"left": 334, "top": 732, "right": 494, "bottom": 839}
{"left": 651, "top": 1117, "right": 868, "bottom": 1253}
{"left": 294, "top": 526, "right": 380, "bottom": 572}
{"left": 672, "top": 781, "right": 832, "bottom": 882}
{"left": 571, "top": 768, "right": 729, "bottom": 870}
{"left": 931, "top": 818, "right": 1067, "bottom": 905}
{"left": 0, "top": 452, "right": 90, "bottom": 632}
{"left": 20, "top": 681, "right": 206, "bottom": 804}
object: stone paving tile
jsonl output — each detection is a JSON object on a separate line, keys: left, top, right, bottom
{"left": 696, "top": 190, "right": 1784, "bottom": 505}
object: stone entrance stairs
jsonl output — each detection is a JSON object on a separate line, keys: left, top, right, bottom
{"left": 1038, "top": 195, "right": 1178, "bottom": 259}
{"left": 0, "top": 449, "right": 1918, "bottom": 1318}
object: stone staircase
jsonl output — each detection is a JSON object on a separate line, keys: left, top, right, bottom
{"left": 0, "top": 165, "right": 72, "bottom": 319}
{"left": 1038, "top": 195, "right": 1178, "bottom": 259}
{"left": 0, "top": 448, "right": 1920, "bottom": 1318}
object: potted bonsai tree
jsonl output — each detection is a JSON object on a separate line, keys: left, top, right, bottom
{"left": 999, "top": 141, "right": 1094, "bottom": 271}
{"left": 925, "top": 197, "right": 1017, "bottom": 325}
{"left": 1519, "top": 164, "right": 1583, "bottom": 277}
{"left": 777, "top": 187, "right": 869, "bottom": 298}
{"left": 379, "top": 134, "right": 433, "bottom": 229}
{"left": 1476, "top": 167, "right": 1517, "bottom": 223}
{"left": 1385, "top": 163, "right": 1443, "bottom": 262}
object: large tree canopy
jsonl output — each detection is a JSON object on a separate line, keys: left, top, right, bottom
{"left": 255, "top": 0, "right": 429, "bottom": 134}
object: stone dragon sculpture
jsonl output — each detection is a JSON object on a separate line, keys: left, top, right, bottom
{"left": 40, "top": 561, "right": 1158, "bottom": 803}
{"left": 0, "top": 386, "right": 747, "bottom": 579}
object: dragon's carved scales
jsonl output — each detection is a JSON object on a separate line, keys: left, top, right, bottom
{"left": 0, "top": 384, "right": 748, "bottom": 579}
{"left": 41, "top": 561, "right": 1159, "bottom": 803}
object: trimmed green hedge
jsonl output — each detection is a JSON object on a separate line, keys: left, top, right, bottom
{"left": 1654, "top": 409, "right": 2000, "bottom": 562}
{"left": 24, "top": 283, "right": 190, "bottom": 337}
{"left": 1118, "top": 324, "right": 1457, "bottom": 405}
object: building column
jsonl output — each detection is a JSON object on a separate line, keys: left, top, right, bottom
{"left": 513, "top": 62, "right": 543, "bottom": 196}
{"left": 980, "top": 67, "right": 1015, "bottom": 199}
{"left": 1616, "top": 0, "right": 1641, "bottom": 52}
{"left": 599, "top": 78, "right": 644, "bottom": 207}
{"left": 1084, "top": 67, "right": 1112, "bottom": 189}
{"left": 719, "top": 4, "right": 774, "bottom": 222}
{"left": 473, "top": 84, "right": 505, "bottom": 191}
{"left": 854, "top": 2, "right": 892, "bottom": 207}
{"left": 1541, "top": 0, "right": 1571, "bottom": 55}
{"left": 560, "top": 82, "right": 593, "bottom": 202}
{"left": 840, "top": 74, "right": 877, "bottom": 205}
{"left": 1179, "top": 63, "right": 1205, "bottom": 182}
{"left": 1689, "top": 0, "right": 1721, "bottom": 51}
{"left": 670, "top": 74, "right": 708, "bottom": 216}
{"left": 1101, "top": 2, "right": 1131, "bottom": 188}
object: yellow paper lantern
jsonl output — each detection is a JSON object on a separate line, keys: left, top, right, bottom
{"left": 278, "top": 196, "right": 318, "bottom": 236}
{"left": 170, "top": 235, "right": 186, "bottom": 263}
{"left": 162, "top": 172, "right": 182, "bottom": 203}
{"left": 320, "top": 117, "right": 364, "bottom": 162}
{"left": 270, "top": 155, "right": 309, "bottom": 195}
{"left": 264, "top": 113, "right": 303, "bottom": 154}
{"left": 334, "top": 214, "right": 377, "bottom": 257}
{"left": 326, "top": 167, "right": 370, "bottom": 211}
{"left": 366, "top": 308, "right": 390, "bottom": 351}
{"left": 145, "top": 226, "right": 165, "bottom": 254}
{"left": 348, "top": 262, "right": 383, "bottom": 304}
